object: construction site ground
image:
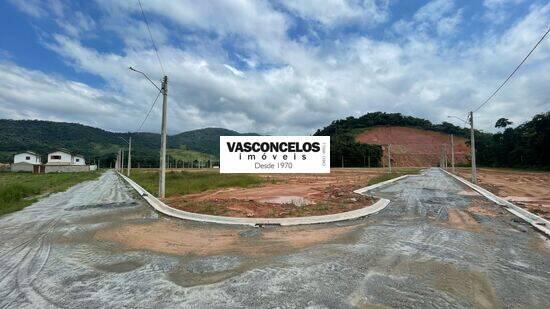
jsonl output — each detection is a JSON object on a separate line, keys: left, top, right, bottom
{"left": 455, "top": 167, "right": 550, "bottom": 219}
{"left": 163, "top": 168, "right": 414, "bottom": 218}
{"left": 1, "top": 169, "right": 548, "bottom": 308}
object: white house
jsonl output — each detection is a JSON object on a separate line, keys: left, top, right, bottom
{"left": 72, "top": 155, "right": 86, "bottom": 165}
{"left": 13, "top": 151, "right": 41, "bottom": 165}
{"left": 47, "top": 149, "right": 85, "bottom": 166}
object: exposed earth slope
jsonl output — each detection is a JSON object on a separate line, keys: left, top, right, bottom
{"left": 355, "top": 126, "right": 470, "bottom": 167}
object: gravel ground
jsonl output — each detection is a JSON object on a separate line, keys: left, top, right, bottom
{"left": 0, "top": 169, "right": 548, "bottom": 308}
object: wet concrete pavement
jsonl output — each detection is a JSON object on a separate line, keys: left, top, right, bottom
{"left": 0, "top": 169, "right": 548, "bottom": 308}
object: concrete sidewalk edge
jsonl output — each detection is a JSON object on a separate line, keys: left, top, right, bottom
{"left": 118, "top": 172, "right": 390, "bottom": 227}
{"left": 440, "top": 168, "right": 549, "bottom": 236}
{"left": 353, "top": 175, "right": 411, "bottom": 194}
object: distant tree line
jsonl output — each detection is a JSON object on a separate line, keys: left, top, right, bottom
{"left": 314, "top": 111, "right": 550, "bottom": 169}
{"left": 476, "top": 113, "right": 550, "bottom": 168}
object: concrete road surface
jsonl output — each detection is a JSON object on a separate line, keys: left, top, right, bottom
{"left": 0, "top": 169, "right": 548, "bottom": 308}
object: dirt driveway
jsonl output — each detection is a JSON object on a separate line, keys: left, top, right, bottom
{"left": 455, "top": 167, "right": 550, "bottom": 219}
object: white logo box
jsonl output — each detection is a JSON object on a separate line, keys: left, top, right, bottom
{"left": 220, "top": 136, "right": 330, "bottom": 173}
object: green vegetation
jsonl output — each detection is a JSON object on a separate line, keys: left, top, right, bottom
{"left": 367, "top": 169, "right": 421, "bottom": 186}
{"left": 129, "top": 169, "right": 264, "bottom": 197}
{"left": 167, "top": 146, "right": 218, "bottom": 167}
{"left": 0, "top": 119, "right": 253, "bottom": 166}
{"left": 476, "top": 112, "right": 550, "bottom": 169}
{"left": 329, "top": 132, "right": 383, "bottom": 168}
{"left": 0, "top": 171, "right": 101, "bottom": 216}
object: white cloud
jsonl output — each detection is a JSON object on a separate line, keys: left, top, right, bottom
{"left": 278, "top": 0, "right": 389, "bottom": 27}
{"left": 483, "top": 0, "right": 525, "bottom": 23}
{"left": 2, "top": 0, "right": 549, "bottom": 136}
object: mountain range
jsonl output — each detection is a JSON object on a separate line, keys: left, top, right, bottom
{"left": 0, "top": 119, "right": 254, "bottom": 164}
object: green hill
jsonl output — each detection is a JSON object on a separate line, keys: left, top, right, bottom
{"left": 170, "top": 128, "right": 258, "bottom": 156}
{"left": 0, "top": 120, "right": 255, "bottom": 166}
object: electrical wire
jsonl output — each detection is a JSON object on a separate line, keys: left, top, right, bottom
{"left": 473, "top": 27, "right": 549, "bottom": 112}
{"left": 137, "top": 0, "right": 165, "bottom": 75}
{"left": 135, "top": 91, "right": 162, "bottom": 132}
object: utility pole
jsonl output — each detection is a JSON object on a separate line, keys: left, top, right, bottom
{"left": 119, "top": 136, "right": 132, "bottom": 177}
{"left": 451, "top": 134, "right": 455, "bottom": 173}
{"left": 469, "top": 111, "right": 477, "bottom": 183}
{"left": 444, "top": 144, "right": 448, "bottom": 169}
{"left": 121, "top": 149, "right": 125, "bottom": 175}
{"left": 129, "top": 67, "right": 167, "bottom": 197}
{"left": 388, "top": 144, "right": 392, "bottom": 173}
{"left": 159, "top": 75, "right": 168, "bottom": 198}
{"left": 127, "top": 137, "right": 132, "bottom": 177}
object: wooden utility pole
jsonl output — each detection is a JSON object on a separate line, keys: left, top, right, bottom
{"left": 127, "top": 137, "right": 132, "bottom": 177}
{"left": 159, "top": 76, "right": 168, "bottom": 198}
{"left": 444, "top": 144, "right": 448, "bottom": 169}
{"left": 469, "top": 111, "right": 477, "bottom": 183}
{"left": 451, "top": 134, "right": 455, "bottom": 173}
{"left": 388, "top": 144, "right": 392, "bottom": 173}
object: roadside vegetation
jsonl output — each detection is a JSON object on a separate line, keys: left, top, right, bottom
{"left": 0, "top": 171, "right": 101, "bottom": 216}
{"left": 367, "top": 168, "right": 421, "bottom": 186}
{"left": 129, "top": 169, "right": 264, "bottom": 197}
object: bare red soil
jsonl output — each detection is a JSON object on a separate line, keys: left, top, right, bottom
{"left": 355, "top": 126, "right": 470, "bottom": 167}
{"left": 456, "top": 168, "right": 550, "bottom": 219}
{"left": 164, "top": 169, "right": 391, "bottom": 218}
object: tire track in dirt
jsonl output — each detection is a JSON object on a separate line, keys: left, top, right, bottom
{"left": 0, "top": 171, "right": 135, "bottom": 308}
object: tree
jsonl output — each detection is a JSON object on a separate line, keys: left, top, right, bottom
{"left": 495, "top": 118, "right": 512, "bottom": 129}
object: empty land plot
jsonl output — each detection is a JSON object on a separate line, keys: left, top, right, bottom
{"left": 455, "top": 167, "right": 550, "bottom": 219}
{"left": 132, "top": 168, "right": 420, "bottom": 218}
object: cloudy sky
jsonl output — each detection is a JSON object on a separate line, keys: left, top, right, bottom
{"left": 0, "top": 0, "right": 548, "bottom": 135}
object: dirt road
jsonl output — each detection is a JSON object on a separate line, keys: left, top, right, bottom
{"left": 0, "top": 170, "right": 548, "bottom": 308}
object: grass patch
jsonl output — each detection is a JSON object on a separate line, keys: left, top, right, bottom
{"left": 367, "top": 168, "right": 421, "bottom": 186}
{"left": 0, "top": 171, "right": 101, "bottom": 216}
{"left": 129, "top": 169, "right": 264, "bottom": 197}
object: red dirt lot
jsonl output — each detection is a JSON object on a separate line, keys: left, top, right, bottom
{"left": 164, "top": 168, "right": 397, "bottom": 218}
{"left": 355, "top": 126, "right": 470, "bottom": 167}
{"left": 455, "top": 168, "right": 550, "bottom": 219}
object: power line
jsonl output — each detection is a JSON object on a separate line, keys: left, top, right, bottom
{"left": 473, "top": 27, "right": 549, "bottom": 112}
{"left": 137, "top": 0, "right": 165, "bottom": 75}
{"left": 135, "top": 90, "right": 162, "bottom": 132}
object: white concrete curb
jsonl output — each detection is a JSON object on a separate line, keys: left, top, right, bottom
{"left": 440, "top": 168, "right": 550, "bottom": 236}
{"left": 353, "top": 175, "right": 411, "bottom": 195}
{"left": 118, "top": 172, "right": 390, "bottom": 226}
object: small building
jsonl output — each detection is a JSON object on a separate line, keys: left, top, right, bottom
{"left": 11, "top": 151, "right": 43, "bottom": 172}
{"left": 42, "top": 149, "right": 94, "bottom": 173}
{"left": 13, "top": 151, "right": 42, "bottom": 165}
{"left": 46, "top": 149, "right": 86, "bottom": 166}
